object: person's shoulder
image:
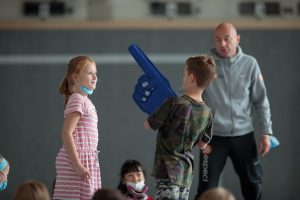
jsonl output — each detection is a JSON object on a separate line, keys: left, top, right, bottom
{"left": 244, "top": 53, "right": 257, "bottom": 61}
{"left": 170, "top": 96, "right": 192, "bottom": 108}
{"left": 178, "top": 95, "right": 191, "bottom": 103}
{"left": 201, "top": 101, "right": 212, "bottom": 110}
{"left": 239, "top": 49, "right": 257, "bottom": 63}
{"left": 66, "top": 93, "right": 87, "bottom": 108}
{"left": 69, "top": 93, "right": 86, "bottom": 101}
{"left": 237, "top": 51, "right": 260, "bottom": 72}
{"left": 162, "top": 96, "right": 183, "bottom": 105}
{"left": 243, "top": 55, "right": 261, "bottom": 72}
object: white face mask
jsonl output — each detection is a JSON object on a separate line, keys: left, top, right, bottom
{"left": 126, "top": 180, "right": 145, "bottom": 192}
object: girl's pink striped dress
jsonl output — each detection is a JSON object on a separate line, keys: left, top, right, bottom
{"left": 53, "top": 93, "right": 101, "bottom": 200}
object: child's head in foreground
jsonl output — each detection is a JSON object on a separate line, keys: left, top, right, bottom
{"left": 198, "top": 187, "right": 236, "bottom": 200}
{"left": 92, "top": 188, "right": 124, "bottom": 200}
{"left": 13, "top": 180, "right": 50, "bottom": 200}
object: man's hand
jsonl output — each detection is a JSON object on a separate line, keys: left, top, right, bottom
{"left": 259, "top": 134, "right": 271, "bottom": 157}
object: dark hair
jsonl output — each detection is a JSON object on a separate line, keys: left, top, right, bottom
{"left": 117, "top": 160, "right": 145, "bottom": 194}
{"left": 185, "top": 55, "right": 216, "bottom": 88}
{"left": 92, "top": 188, "right": 124, "bottom": 200}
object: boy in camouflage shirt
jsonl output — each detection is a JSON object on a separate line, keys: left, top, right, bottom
{"left": 144, "top": 55, "right": 216, "bottom": 200}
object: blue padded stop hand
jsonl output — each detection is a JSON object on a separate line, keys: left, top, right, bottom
{"left": 129, "top": 43, "right": 177, "bottom": 114}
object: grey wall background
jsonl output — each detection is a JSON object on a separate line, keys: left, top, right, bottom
{"left": 0, "top": 28, "right": 299, "bottom": 199}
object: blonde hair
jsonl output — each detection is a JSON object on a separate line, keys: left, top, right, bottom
{"left": 199, "top": 187, "right": 236, "bottom": 200}
{"left": 13, "top": 180, "right": 50, "bottom": 200}
{"left": 59, "top": 56, "right": 95, "bottom": 105}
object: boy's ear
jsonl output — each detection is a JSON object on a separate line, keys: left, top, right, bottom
{"left": 189, "top": 73, "right": 196, "bottom": 83}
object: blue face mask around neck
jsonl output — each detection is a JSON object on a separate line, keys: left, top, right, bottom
{"left": 0, "top": 181, "right": 7, "bottom": 191}
{"left": 80, "top": 86, "right": 93, "bottom": 95}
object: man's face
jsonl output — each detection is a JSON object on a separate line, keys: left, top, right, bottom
{"left": 214, "top": 25, "right": 240, "bottom": 58}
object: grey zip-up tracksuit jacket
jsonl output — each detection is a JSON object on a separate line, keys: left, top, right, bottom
{"left": 204, "top": 46, "right": 273, "bottom": 137}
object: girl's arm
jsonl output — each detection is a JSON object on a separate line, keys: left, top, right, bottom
{"left": 61, "top": 112, "right": 90, "bottom": 179}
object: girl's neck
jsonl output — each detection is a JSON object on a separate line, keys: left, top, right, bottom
{"left": 73, "top": 88, "right": 87, "bottom": 97}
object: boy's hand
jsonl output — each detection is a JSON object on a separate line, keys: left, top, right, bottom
{"left": 198, "top": 142, "right": 212, "bottom": 155}
{"left": 197, "top": 141, "right": 207, "bottom": 150}
{"left": 144, "top": 120, "right": 150, "bottom": 129}
{"left": 201, "top": 145, "right": 212, "bottom": 155}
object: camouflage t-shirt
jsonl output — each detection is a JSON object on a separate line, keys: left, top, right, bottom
{"left": 147, "top": 95, "right": 213, "bottom": 187}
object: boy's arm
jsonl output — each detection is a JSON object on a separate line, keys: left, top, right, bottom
{"left": 147, "top": 100, "right": 192, "bottom": 134}
{"left": 146, "top": 98, "right": 173, "bottom": 130}
{"left": 197, "top": 112, "right": 213, "bottom": 149}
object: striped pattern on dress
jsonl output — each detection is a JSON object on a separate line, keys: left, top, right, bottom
{"left": 53, "top": 93, "right": 101, "bottom": 200}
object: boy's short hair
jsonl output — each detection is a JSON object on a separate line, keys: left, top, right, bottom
{"left": 185, "top": 55, "right": 216, "bottom": 88}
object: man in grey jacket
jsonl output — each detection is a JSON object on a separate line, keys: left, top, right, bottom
{"left": 195, "top": 22, "right": 273, "bottom": 200}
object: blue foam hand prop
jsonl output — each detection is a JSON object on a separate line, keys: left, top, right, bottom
{"left": 129, "top": 43, "right": 177, "bottom": 114}
{"left": 270, "top": 135, "right": 280, "bottom": 149}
